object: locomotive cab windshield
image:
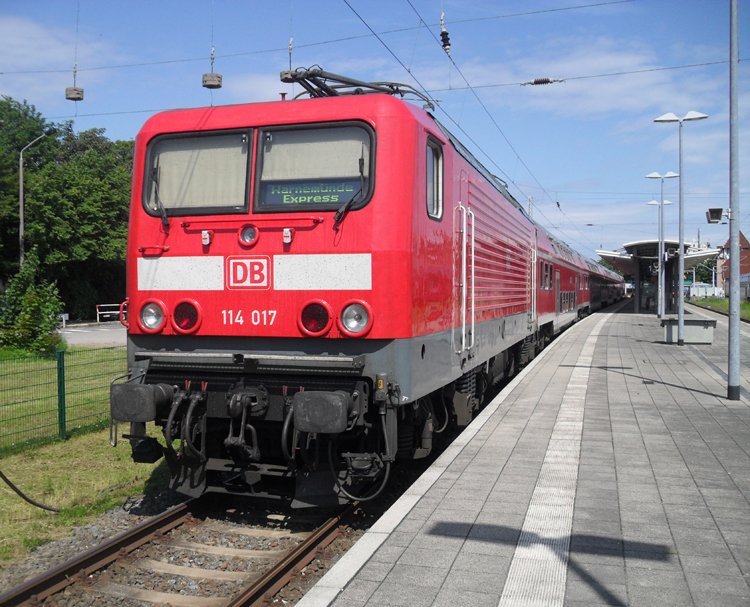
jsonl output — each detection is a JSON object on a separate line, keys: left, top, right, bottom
{"left": 145, "top": 130, "right": 251, "bottom": 216}
{"left": 144, "top": 123, "right": 373, "bottom": 220}
{"left": 255, "top": 123, "right": 373, "bottom": 214}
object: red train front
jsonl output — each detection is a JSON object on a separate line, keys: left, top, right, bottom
{"left": 110, "top": 68, "right": 622, "bottom": 505}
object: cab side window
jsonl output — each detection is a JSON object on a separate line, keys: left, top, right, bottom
{"left": 426, "top": 138, "right": 443, "bottom": 220}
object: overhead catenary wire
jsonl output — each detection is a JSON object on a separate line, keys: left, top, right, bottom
{"left": 202, "top": 0, "right": 222, "bottom": 92}
{"left": 42, "top": 57, "right": 732, "bottom": 122}
{"left": 288, "top": 0, "right": 294, "bottom": 71}
{"left": 16, "top": 2, "right": 740, "bottom": 251}
{"left": 430, "top": 60, "right": 729, "bottom": 92}
{"left": 0, "top": 0, "right": 688, "bottom": 78}
{"left": 339, "top": 0, "right": 731, "bottom": 257}
{"left": 65, "top": 0, "right": 84, "bottom": 105}
{"left": 402, "top": 0, "right": 599, "bottom": 254}
{"left": 72, "top": 0, "right": 80, "bottom": 86}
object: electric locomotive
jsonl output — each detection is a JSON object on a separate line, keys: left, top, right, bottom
{"left": 110, "top": 68, "right": 622, "bottom": 505}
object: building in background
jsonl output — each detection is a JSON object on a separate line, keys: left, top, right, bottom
{"left": 717, "top": 231, "right": 750, "bottom": 298}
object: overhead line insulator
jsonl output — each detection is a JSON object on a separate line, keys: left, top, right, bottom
{"left": 440, "top": 10, "right": 451, "bottom": 55}
{"left": 440, "top": 30, "right": 451, "bottom": 55}
{"left": 521, "top": 77, "right": 564, "bottom": 86}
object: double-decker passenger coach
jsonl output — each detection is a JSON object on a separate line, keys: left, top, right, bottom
{"left": 111, "top": 68, "right": 622, "bottom": 505}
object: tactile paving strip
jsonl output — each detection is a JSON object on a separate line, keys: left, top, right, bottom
{"left": 498, "top": 315, "right": 609, "bottom": 607}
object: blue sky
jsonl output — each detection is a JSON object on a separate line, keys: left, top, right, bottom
{"left": 1, "top": 0, "right": 747, "bottom": 261}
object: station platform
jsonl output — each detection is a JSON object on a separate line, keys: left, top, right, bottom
{"left": 298, "top": 303, "right": 750, "bottom": 607}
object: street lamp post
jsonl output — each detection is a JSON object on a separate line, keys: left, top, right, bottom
{"left": 647, "top": 197, "right": 674, "bottom": 318}
{"left": 18, "top": 134, "right": 45, "bottom": 266}
{"left": 654, "top": 111, "right": 708, "bottom": 345}
{"left": 727, "top": 0, "right": 740, "bottom": 400}
{"left": 646, "top": 171, "right": 678, "bottom": 318}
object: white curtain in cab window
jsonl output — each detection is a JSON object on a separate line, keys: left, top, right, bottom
{"left": 261, "top": 127, "right": 369, "bottom": 180}
{"left": 152, "top": 134, "right": 248, "bottom": 208}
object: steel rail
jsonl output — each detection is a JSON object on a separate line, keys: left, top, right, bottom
{"left": 0, "top": 500, "right": 194, "bottom": 606}
{"left": 226, "top": 504, "right": 355, "bottom": 607}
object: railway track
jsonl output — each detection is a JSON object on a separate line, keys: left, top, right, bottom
{"left": 0, "top": 498, "right": 355, "bottom": 607}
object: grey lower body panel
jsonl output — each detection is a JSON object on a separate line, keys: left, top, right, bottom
{"left": 126, "top": 309, "right": 531, "bottom": 403}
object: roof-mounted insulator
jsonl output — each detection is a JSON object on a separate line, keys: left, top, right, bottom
{"left": 440, "top": 11, "right": 451, "bottom": 55}
{"left": 202, "top": 46, "right": 222, "bottom": 89}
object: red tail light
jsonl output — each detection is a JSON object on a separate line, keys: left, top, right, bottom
{"left": 172, "top": 300, "right": 201, "bottom": 334}
{"left": 299, "top": 301, "right": 332, "bottom": 336}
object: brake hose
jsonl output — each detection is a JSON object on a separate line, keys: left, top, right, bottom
{"left": 327, "top": 411, "right": 391, "bottom": 502}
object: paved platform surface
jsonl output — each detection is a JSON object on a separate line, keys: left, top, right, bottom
{"left": 299, "top": 303, "right": 750, "bottom": 607}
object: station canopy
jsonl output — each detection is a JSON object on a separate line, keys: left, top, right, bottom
{"left": 597, "top": 239, "right": 720, "bottom": 277}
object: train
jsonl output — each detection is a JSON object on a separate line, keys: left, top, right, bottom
{"left": 110, "top": 68, "right": 623, "bottom": 507}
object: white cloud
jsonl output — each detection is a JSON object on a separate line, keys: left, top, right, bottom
{"left": 0, "top": 15, "right": 119, "bottom": 106}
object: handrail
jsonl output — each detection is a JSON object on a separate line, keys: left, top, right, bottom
{"left": 457, "top": 203, "right": 467, "bottom": 354}
{"left": 468, "top": 208, "right": 476, "bottom": 351}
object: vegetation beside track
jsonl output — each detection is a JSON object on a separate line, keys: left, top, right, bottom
{"left": 0, "top": 346, "right": 127, "bottom": 454}
{"left": 0, "top": 428, "right": 164, "bottom": 566}
{"left": 688, "top": 296, "right": 750, "bottom": 321}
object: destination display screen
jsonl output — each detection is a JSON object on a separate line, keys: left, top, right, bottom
{"left": 255, "top": 124, "right": 372, "bottom": 212}
{"left": 259, "top": 179, "right": 362, "bottom": 206}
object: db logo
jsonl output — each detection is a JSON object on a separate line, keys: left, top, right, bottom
{"left": 226, "top": 256, "right": 271, "bottom": 289}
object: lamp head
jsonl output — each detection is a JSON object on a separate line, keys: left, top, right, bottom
{"left": 684, "top": 110, "right": 708, "bottom": 121}
{"left": 654, "top": 112, "right": 679, "bottom": 123}
{"left": 654, "top": 111, "right": 708, "bottom": 123}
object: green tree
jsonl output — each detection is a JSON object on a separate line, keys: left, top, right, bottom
{"left": 26, "top": 129, "right": 132, "bottom": 265}
{"left": 694, "top": 260, "right": 716, "bottom": 285}
{"left": 0, "top": 248, "right": 63, "bottom": 355}
{"left": 598, "top": 257, "right": 622, "bottom": 275}
{"left": 0, "top": 98, "right": 133, "bottom": 320}
{"left": 0, "top": 97, "right": 59, "bottom": 279}
{"left": 24, "top": 129, "right": 133, "bottom": 318}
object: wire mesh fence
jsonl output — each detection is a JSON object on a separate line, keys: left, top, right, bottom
{"left": 0, "top": 347, "right": 127, "bottom": 452}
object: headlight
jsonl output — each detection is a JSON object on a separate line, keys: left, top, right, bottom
{"left": 139, "top": 301, "right": 166, "bottom": 333}
{"left": 239, "top": 224, "right": 258, "bottom": 247}
{"left": 338, "top": 301, "right": 373, "bottom": 336}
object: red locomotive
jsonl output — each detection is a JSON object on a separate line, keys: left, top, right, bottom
{"left": 111, "top": 68, "right": 622, "bottom": 506}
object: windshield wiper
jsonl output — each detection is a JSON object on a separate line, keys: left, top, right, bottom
{"left": 151, "top": 164, "right": 170, "bottom": 231}
{"left": 333, "top": 148, "right": 366, "bottom": 230}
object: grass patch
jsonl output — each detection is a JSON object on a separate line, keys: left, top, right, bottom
{"left": 689, "top": 297, "right": 750, "bottom": 320}
{"left": 0, "top": 427, "right": 165, "bottom": 567}
{"left": 0, "top": 347, "right": 126, "bottom": 451}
